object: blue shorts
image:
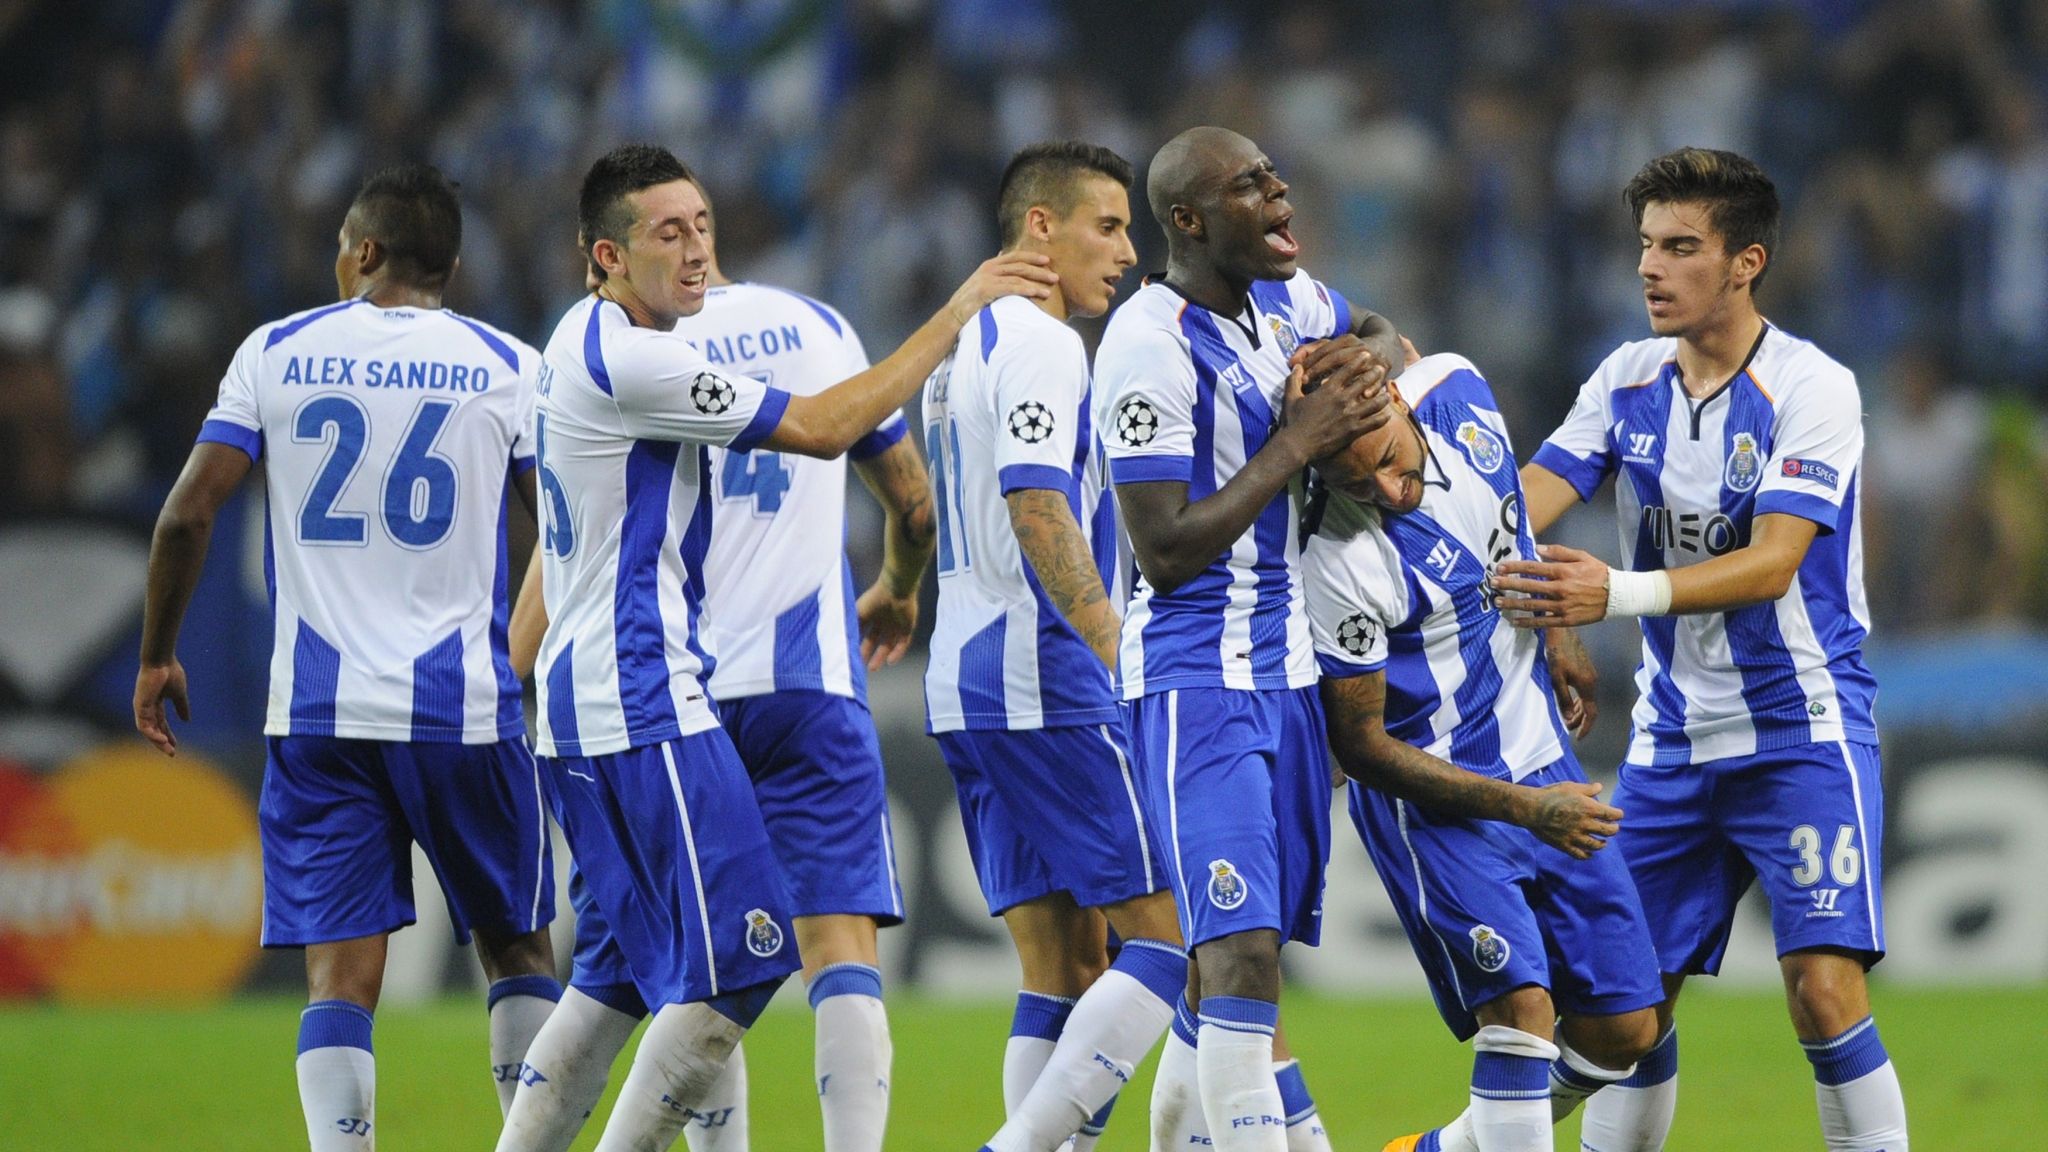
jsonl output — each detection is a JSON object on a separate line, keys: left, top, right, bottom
{"left": 1613, "top": 740, "right": 1887, "bottom": 974}
{"left": 1350, "top": 758, "right": 1665, "bottom": 1040}
{"left": 720, "top": 690, "right": 904, "bottom": 924}
{"left": 259, "top": 736, "right": 554, "bottom": 948}
{"left": 1128, "top": 686, "right": 1331, "bottom": 948}
{"left": 938, "top": 719, "right": 1166, "bottom": 916}
{"left": 544, "top": 729, "right": 800, "bottom": 1008}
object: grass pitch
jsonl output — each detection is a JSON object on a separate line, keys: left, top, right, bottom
{"left": 4, "top": 985, "right": 2040, "bottom": 1150}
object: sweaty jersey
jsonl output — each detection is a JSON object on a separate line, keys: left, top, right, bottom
{"left": 1094, "top": 270, "right": 1354, "bottom": 698}
{"left": 923, "top": 297, "right": 1121, "bottom": 731}
{"left": 1304, "top": 354, "right": 1568, "bottom": 782}
{"left": 531, "top": 294, "right": 790, "bottom": 757}
{"left": 1530, "top": 324, "right": 1877, "bottom": 766}
{"left": 686, "top": 282, "right": 905, "bottom": 704}
{"left": 196, "top": 298, "right": 539, "bottom": 743}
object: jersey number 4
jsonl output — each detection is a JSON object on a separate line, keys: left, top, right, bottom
{"left": 293, "top": 395, "right": 459, "bottom": 549}
{"left": 720, "top": 450, "right": 794, "bottom": 516}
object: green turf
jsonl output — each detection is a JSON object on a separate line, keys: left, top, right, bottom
{"left": 3, "top": 986, "right": 2040, "bottom": 1149}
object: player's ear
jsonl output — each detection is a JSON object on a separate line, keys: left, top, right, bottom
{"left": 1170, "top": 204, "right": 1203, "bottom": 241}
{"left": 591, "top": 237, "right": 625, "bottom": 280}
{"left": 1732, "top": 243, "right": 1767, "bottom": 291}
{"left": 355, "top": 236, "right": 385, "bottom": 277}
{"left": 1026, "top": 204, "right": 1055, "bottom": 243}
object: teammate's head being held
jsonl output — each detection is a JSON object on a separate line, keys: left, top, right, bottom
{"left": 1146, "top": 125, "right": 1298, "bottom": 285}
{"left": 995, "top": 140, "right": 1137, "bottom": 320}
{"left": 578, "top": 143, "right": 712, "bottom": 328}
{"left": 336, "top": 163, "right": 462, "bottom": 303}
{"left": 1315, "top": 388, "right": 1427, "bottom": 514}
{"left": 1626, "top": 146, "right": 1779, "bottom": 339}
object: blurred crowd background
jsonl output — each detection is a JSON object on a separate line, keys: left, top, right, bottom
{"left": 2, "top": 0, "right": 2045, "bottom": 633}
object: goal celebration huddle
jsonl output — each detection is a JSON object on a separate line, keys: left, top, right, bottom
{"left": 133, "top": 131, "right": 1907, "bottom": 1152}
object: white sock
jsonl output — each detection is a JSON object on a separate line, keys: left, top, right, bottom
{"left": 1150, "top": 996, "right": 1209, "bottom": 1151}
{"left": 495, "top": 986, "right": 643, "bottom": 1152}
{"left": 1468, "top": 1025, "right": 1557, "bottom": 1152}
{"left": 1804, "top": 1017, "right": 1908, "bottom": 1151}
{"left": 810, "top": 964, "right": 892, "bottom": 1152}
{"left": 986, "top": 940, "right": 1185, "bottom": 1152}
{"left": 490, "top": 976, "right": 564, "bottom": 1115}
{"left": 1579, "top": 1026, "right": 1677, "bottom": 1152}
{"left": 1437, "top": 1111, "right": 1479, "bottom": 1152}
{"left": 1071, "top": 1096, "right": 1118, "bottom": 1152}
{"left": 1272, "top": 1060, "right": 1331, "bottom": 1152}
{"left": 1005, "top": 991, "right": 1076, "bottom": 1115}
{"left": 1547, "top": 1041, "right": 1632, "bottom": 1124}
{"left": 592, "top": 1001, "right": 745, "bottom": 1152}
{"left": 297, "top": 1000, "right": 376, "bottom": 1151}
{"left": 1195, "top": 996, "right": 1286, "bottom": 1152}
{"left": 681, "top": 1043, "right": 748, "bottom": 1151}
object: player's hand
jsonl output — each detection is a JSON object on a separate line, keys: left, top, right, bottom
{"left": 1493, "top": 544, "right": 1613, "bottom": 628}
{"left": 1279, "top": 336, "right": 1392, "bottom": 461}
{"left": 1523, "top": 780, "right": 1621, "bottom": 860}
{"left": 855, "top": 579, "right": 919, "bottom": 670}
{"left": 134, "top": 660, "right": 191, "bottom": 757}
{"left": 945, "top": 252, "right": 1058, "bottom": 325}
{"left": 1545, "top": 627, "right": 1599, "bottom": 740}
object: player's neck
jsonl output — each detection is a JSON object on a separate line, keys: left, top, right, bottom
{"left": 597, "top": 282, "right": 669, "bottom": 330}
{"left": 1675, "top": 305, "right": 1764, "bottom": 398}
{"left": 357, "top": 281, "right": 443, "bottom": 311}
{"left": 1006, "top": 244, "right": 1070, "bottom": 321}
{"left": 1161, "top": 257, "right": 1247, "bottom": 317}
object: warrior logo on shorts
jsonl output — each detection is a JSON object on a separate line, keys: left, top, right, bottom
{"left": 1468, "top": 924, "right": 1510, "bottom": 973}
{"left": 1207, "top": 859, "right": 1248, "bottom": 911}
{"left": 1268, "top": 316, "right": 1301, "bottom": 358}
{"left": 1007, "top": 400, "right": 1055, "bottom": 443}
{"left": 1725, "top": 432, "right": 1762, "bottom": 492}
{"left": 690, "top": 372, "right": 736, "bottom": 415}
{"left": 744, "top": 908, "right": 784, "bottom": 958}
{"left": 1114, "top": 397, "right": 1159, "bottom": 447}
{"left": 1335, "top": 612, "right": 1379, "bottom": 658}
{"left": 1455, "top": 421, "right": 1506, "bottom": 474}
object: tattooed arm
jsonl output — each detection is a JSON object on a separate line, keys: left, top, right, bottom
{"left": 852, "top": 433, "right": 937, "bottom": 670}
{"left": 1320, "top": 671, "right": 1622, "bottom": 859}
{"left": 1007, "top": 488, "right": 1119, "bottom": 670}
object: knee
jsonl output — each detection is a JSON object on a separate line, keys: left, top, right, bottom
{"left": 475, "top": 927, "right": 557, "bottom": 984}
{"left": 1192, "top": 930, "right": 1281, "bottom": 1002}
{"left": 1566, "top": 1010, "right": 1661, "bottom": 1070}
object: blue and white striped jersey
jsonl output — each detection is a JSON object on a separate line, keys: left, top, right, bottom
{"left": 923, "top": 297, "right": 1122, "bottom": 731}
{"left": 1529, "top": 324, "right": 1877, "bottom": 767}
{"left": 531, "top": 294, "right": 790, "bottom": 757}
{"left": 195, "top": 299, "right": 539, "bottom": 743}
{"left": 687, "top": 283, "right": 905, "bottom": 704}
{"left": 1304, "top": 354, "right": 1568, "bottom": 782}
{"left": 1094, "top": 270, "right": 1353, "bottom": 697}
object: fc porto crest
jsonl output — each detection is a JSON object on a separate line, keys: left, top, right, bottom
{"left": 1468, "top": 924, "right": 1510, "bottom": 973}
{"left": 1455, "top": 421, "right": 1506, "bottom": 474}
{"left": 1267, "top": 316, "right": 1301, "bottom": 358}
{"left": 1725, "top": 432, "right": 1762, "bottom": 492}
{"left": 744, "top": 908, "right": 784, "bottom": 958}
{"left": 1206, "top": 859, "right": 1249, "bottom": 911}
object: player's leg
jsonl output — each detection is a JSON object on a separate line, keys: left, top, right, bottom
{"left": 1271, "top": 1018, "right": 1333, "bottom": 1152}
{"left": 301, "top": 934, "right": 389, "bottom": 1152}
{"left": 475, "top": 926, "right": 565, "bottom": 1115}
{"left": 790, "top": 914, "right": 890, "bottom": 1152}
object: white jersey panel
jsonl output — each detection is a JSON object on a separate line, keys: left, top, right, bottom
{"left": 196, "top": 299, "right": 539, "bottom": 743}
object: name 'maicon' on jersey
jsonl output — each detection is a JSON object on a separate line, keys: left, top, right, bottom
{"left": 1531, "top": 323, "right": 1876, "bottom": 766}
{"left": 196, "top": 298, "right": 539, "bottom": 742}
{"left": 532, "top": 294, "right": 790, "bottom": 757}
{"left": 685, "top": 283, "right": 904, "bottom": 704}
{"left": 1094, "top": 269, "right": 1353, "bottom": 697}
{"left": 923, "top": 296, "right": 1121, "bottom": 730}
{"left": 1304, "top": 354, "right": 1569, "bottom": 781}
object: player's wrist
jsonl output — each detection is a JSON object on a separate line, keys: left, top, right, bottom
{"left": 1605, "top": 568, "right": 1672, "bottom": 618}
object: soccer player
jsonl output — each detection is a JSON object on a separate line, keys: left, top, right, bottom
{"left": 916, "top": 140, "right": 1178, "bottom": 1152}
{"left": 1492, "top": 147, "right": 1909, "bottom": 1152}
{"left": 134, "top": 165, "right": 560, "bottom": 1151}
{"left": 494, "top": 144, "right": 1053, "bottom": 1152}
{"left": 1300, "top": 351, "right": 1664, "bottom": 1152}
{"left": 505, "top": 177, "right": 930, "bottom": 1152}
{"left": 1094, "top": 125, "right": 1400, "bottom": 1152}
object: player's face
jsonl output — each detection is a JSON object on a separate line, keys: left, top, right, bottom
{"left": 603, "top": 179, "right": 714, "bottom": 325}
{"left": 1046, "top": 177, "right": 1137, "bottom": 319}
{"left": 1199, "top": 142, "right": 1298, "bottom": 282}
{"left": 1638, "top": 200, "right": 1741, "bottom": 337}
{"left": 1321, "top": 403, "right": 1427, "bottom": 514}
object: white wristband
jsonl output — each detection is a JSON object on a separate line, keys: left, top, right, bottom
{"left": 1605, "top": 568, "right": 1673, "bottom": 618}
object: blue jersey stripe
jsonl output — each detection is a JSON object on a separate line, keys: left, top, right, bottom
{"left": 1798, "top": 472, "right": 1877, "bottom": 733}
{"left": 489, "top": 499, "right": 522, "bottom": 737}
{"left": 979, "top": 306, "right": 1000, "bottom": 362}
{"left": 1614, "top": 372, "right": 1691, "bottom": 756}
{"left": 583, "top": 301, "right": 614, "bottom": 396}
{"left": 839, "top": 564, "right": 869, "bottom": 702}
{"left": 446, "top": 311, "right": 522, "bottom": 372}
{"left": 1381, "top": 510, "right": 1505, "bottom": 776}
{"left": 614, "top": 440, "right": 681, "bottom": 737}
{"left": 264, "top": 299, "right": 362, "bottom": 351}
{"left": 290, "top": 620, "right": 341, "bottom": 736}
{"left": 1720, "top": 380, "right": 1810, "bottom": 743}
{"left": 772, "top": 588, "right": 825, "bottom": 692}
{"left": 546, "top": 642, "right": 581, "bottom": 754}
{"left": 410, "top": 629, "right": 467, "bottom": 739}
{"left": 956, "top": 614, "right": 1008, "bottom": 720}
{"left": 196, "top": 418, "right": 263, "bottom": 461}
{"left": 679, "top": 447, "right": 717, "bottom": 684}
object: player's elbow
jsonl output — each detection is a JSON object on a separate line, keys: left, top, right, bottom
{"left": 765, "top": 402, "right": 857, "bottom": 460}
{"left": 1132, "top": 545, "right": 1201, "bottom": 596}
{"left": 153, "top": 494, "right": 216, "bottom": 550}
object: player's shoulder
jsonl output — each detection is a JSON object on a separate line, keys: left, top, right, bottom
{"left": 1752, "top": 323, "right": 1857, "bottom": 403}
{"left": 983, "top": 296, "right": 1082, "bottom": 359}
{"left": 1306, "top": 492, "right": 1397, "bottom": 594}
{"left": 1098, "top": 282, "right": 1191, "bottom": 360}
{"left": 250, "top": 298, "right": 370, "bottom": 355}
{"left": 1398, "top": 352, "right": 1489, "bottom": 410}
{"left": 1589, "top": 336, "right": 1679, "bottom": 390}
{"left": 438, "top": 308, "right": 539, "bottom": 375}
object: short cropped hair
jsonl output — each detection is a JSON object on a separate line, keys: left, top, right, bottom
{"left": 579, "top": 144, "right": 695, "bottom": 282}
{"left": 1624, "top": 147, "right": 1780, "bottom": 290}
{"left": 996, "top": 141, "right": 1135, "bottom": 247}
{"left": 347, "top": 164, "right": 462, "bottom": 288}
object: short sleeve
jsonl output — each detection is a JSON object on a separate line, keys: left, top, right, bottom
{"left": 509, "top": 345, "right": 540, "bottom": 473}
{"left": 1290, "top": 271, "right": 1351, "bottom": 340}
{"left": 993, "top": 325, "right": 1089, "bottom": 498}
{"left": 194, "top": 328, "right": 267, "bottom": 461}
{"left": 1531, "top": 370, "right": 1617, "bottom": 501}
{"left": 1755, "top": 367, "right": 1863, "bottom": 533}
{"left": 605, "top": 329, "right": 790, "bottom": 451}
{"left": 1097, "top": 324, "right": 1199, "bottom": 485}
{"left": 1303, "top": 526, "right": 1397, "bottom": 678}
